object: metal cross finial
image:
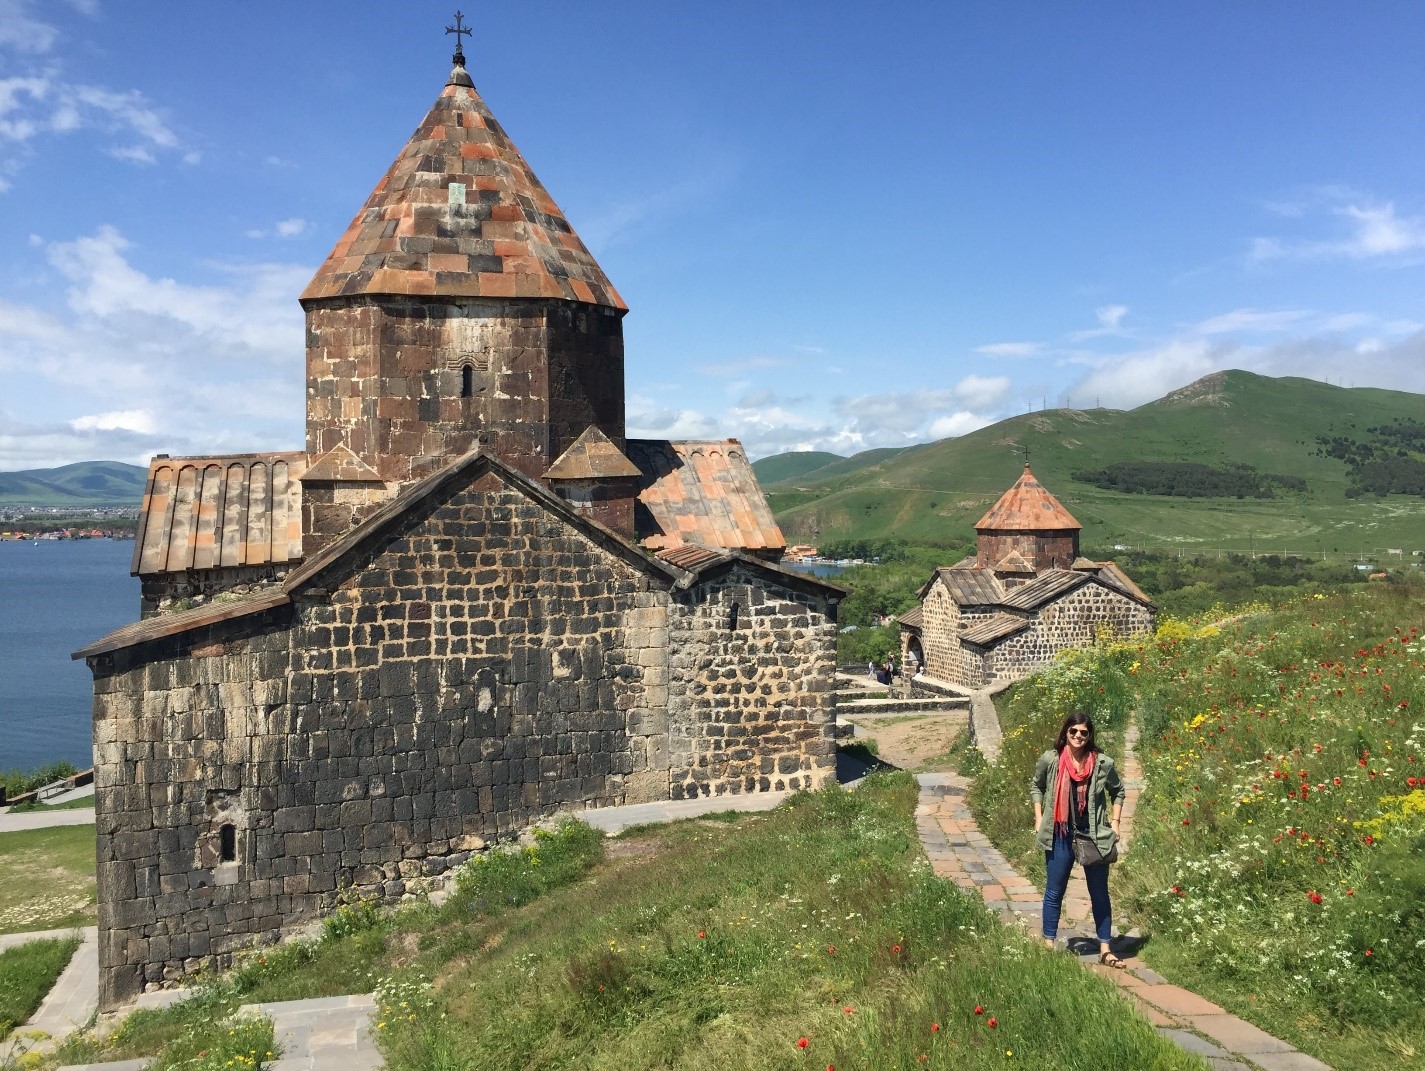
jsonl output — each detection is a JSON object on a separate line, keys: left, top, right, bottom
{"left": 446, "top": 10, "right": 472, "bottom": 66}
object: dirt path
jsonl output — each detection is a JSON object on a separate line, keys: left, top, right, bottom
{"left": 843, "top": 711, "right": 969, "bottom": 772}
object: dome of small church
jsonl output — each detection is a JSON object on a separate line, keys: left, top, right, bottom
{"left": 301, "top": 47, "right": 624, "bottom": 309}
{"left": 975, "top": 463, "right": 1081, "bottom": 532}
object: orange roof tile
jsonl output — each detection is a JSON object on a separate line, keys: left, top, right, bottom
{"left": 627, "top": 439, "right": 785, "bottom": 554}
{"left": 132, "top": 453, "right": 305, "bottom": 577}
{"left": 975, "top": 464, "right": 1081, "bottom": 532}
{"left": 301, "top": 59, "right": 624, "bottom": 311}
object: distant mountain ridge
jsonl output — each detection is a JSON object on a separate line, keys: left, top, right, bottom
{"left": 762, "top": 371, "right": 1425, "bottom": 557}
{"left": 0, "top": 461, "right": 148, "bottom": 507}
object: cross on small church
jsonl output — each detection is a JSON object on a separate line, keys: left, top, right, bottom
{"left": 446, "top": 10, "right": 472, "bottom": 65}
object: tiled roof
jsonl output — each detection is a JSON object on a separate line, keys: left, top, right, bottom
{"left": 998, "top": 569, "right": 1092, "bottom": 611}
{"left": 544, "top": 426, "right": 641, "bottom": 480}
{"left": 976, "top": 464, "right": 1081, "bottom": 532}
{"left": 897, "top": 604, "right": 924, "bottom": 630}
{"left": 655, "top": 545, "right": 729, "bottom": 572}
{"left": 132, "top": 454, "right": 305, "bottom": 577}
{"left": 626, "top": 439, "right": 785, "bottom": 554}
{"left": 960, "top": 613, "right": 1032, "bottom": 647}
{"left": 73, "top": 591, "right": 290, "bottom": 660}
{"left": 1073, "top": 558, "right": 1156, "bottom": 607}
{"left": 933, "top": 565, "right": 1004, "bottom": 607}
{"left": 301, "top": 61, "right": 624, "bottom": 310}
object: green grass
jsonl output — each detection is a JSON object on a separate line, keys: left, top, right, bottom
{"left": 0, "top": 825, "right": 96, "bottom": 933}
{"left": 3, "top": 796, "right": 96, "bottom": 814}
{"left": 0, "top": 934, "right": 80, "bottom": 1039}
{"left": 53, "top": 786, "right": 1201, "bottom": 1071}
{"left": 967, "top": 586, "right": 1425, "bottom": 1070}
{"left": 766, "top": 370, "right": 1425, "bottom": 556}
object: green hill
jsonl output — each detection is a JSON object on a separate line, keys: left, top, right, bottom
{"left": 0, "top": 461, "right": 148, "bottom": 507}
{"left": 750, "top": 450, "right": 843, "bottom": 484}
{"left": 766, "top": 371, "right": 1425, "bottom": 558}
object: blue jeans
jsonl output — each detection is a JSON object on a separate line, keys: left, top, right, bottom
{"left": 1043, "top": 831, "right": 1112, "bottom": 944}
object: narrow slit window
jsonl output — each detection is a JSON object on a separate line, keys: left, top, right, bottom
{"left": 728, "top": 602, "right": 740, "bottom": 631}
{"left": 218, "top": 823, "right": 236, "bottom": 863}
{"left": 461, "top": 364, "right": 474, "bottom": 398}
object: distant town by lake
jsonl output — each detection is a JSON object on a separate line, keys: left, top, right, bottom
{"left": 0, "top": 539, "right": 137, "bottom": 771}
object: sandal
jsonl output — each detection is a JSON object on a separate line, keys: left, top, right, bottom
{"left": 1099, "top": 952, "right": 1127, "bottom": 969}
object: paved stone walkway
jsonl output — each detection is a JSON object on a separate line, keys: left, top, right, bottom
{"left": 0, "top": 926, "right": 98, "bottom": 1061}
{"left": 0, "top": 807, "right": 96, "bottom": 833}
{"left": 239, "top": 995, "right": 380, "bottom": 1071}
{"left": 913, "top": 722, "right": 1331, "bottom": 1071}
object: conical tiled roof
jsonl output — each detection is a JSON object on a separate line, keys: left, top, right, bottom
{"left": 975, "top": 465, "right": 1081, "bottom": 532}
{"left": 301, "top": 60, "right": 625, "bottom": 310}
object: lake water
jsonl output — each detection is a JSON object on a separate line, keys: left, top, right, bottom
{"left": 0, "top": 539, "right": 138, "bottom": 772}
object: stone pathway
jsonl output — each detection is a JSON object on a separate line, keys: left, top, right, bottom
{"left": 913, "top": 722, "right": 1331, "bottom": 1071}
{"left": 0, "top": 926, "right": 98, "bottom": 1061}
{"left": 240, "top": 995, "right": 380, "bottom": 1071}
{"left": 0, "top": 808, "right": 96, "bottom": 833}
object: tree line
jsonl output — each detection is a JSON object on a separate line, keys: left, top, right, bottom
{"left": 1071, "top": 461, "right": 1306, "bottom": 499}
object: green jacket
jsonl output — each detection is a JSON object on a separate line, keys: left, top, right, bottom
{"left": 1030, "top": 749, "right": 1125, "bottom": 854}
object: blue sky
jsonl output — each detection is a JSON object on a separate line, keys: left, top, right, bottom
{"left": 2, "top": 1, "right": 1423, "bottom": 469}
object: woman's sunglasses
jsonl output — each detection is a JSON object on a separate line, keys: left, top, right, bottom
{"left": 1066, "top": 728, "right": 1090, "bottom": 738}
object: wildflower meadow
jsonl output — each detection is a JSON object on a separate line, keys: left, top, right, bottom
{"left": 972, "top": 585, "right": 1425, "bottom": 1070}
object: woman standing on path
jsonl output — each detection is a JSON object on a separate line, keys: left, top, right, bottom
{"left": 1031, "top": 712, "right": 1127, "bottom": 968}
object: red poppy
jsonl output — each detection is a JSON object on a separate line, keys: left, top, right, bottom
{"left": 1182, "top": 819, "right": 1191, "bottom": 826}
{"left": 1364, "top": 835, "right": 1376, "bottom": 845}
{"left": 892, "top": 944, "right": 902, "bottom": 954}
{"left": 1308, "top": 890, "right": 1323, "bottom": 904}
{"left": 826, "top": 945, "right": 836, "bottom": 955}
{"left": 974, "top": 1005, "right": 984, "bottom": 1016}
{"left": 1365, "top": 949, "right": 1373, "bottom": 956}
{"left": 931, "top": 1023, "right": 940, "bottom": 1033}
{"left": 796, "top": 1037, "right": 809, "bottom": 1050}
{"left": 988, "top": 1018, "right": 998, "bottom": 1028}
{"left": 843, "top": 1006, "right": 855, "bottom": 1015}
{"left": 697, "top": 931, "right": 706, "bottom": 939}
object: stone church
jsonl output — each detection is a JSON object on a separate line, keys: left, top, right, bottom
{"left": 898, "top": 465, "right": 1154, "bottom": 688}
{"left": 76, "top": 38, "right": 840, "bottom": 1008}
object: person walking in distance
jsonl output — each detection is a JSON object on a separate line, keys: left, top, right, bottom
{"left": 1030, "top": 712, "right": 1127, "bottom": 967}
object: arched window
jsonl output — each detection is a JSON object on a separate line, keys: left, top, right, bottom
{"left": 461, "top": 364, "right": 474, "bottom": 398}
{"left": 219, "top": 823, "right": 236, "bottom": 863}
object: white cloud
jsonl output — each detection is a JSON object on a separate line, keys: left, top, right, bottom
{"left": 275, "top": 218, "right": 308, "bottom": 238}
{"left": 1070, "top": 304, "right": 1130, "bottom": 341}
{"left": 1193, "top": 308, "right": 1313, "bottom": 335}
{"left": 974, "top": 341, "right": 1041, "bottom": 358}
{"left": 927, "top": 411, "right": 993, "bottom": 439}
{"left": 71, "top": 409, "right": 157, "bottom": 434}
{"left": 0, "top": 0, "right": 59, "bottom": 53}
{"left": 952, "top": 374, "right": 1011, "bottom": 409}
{"left": 1097, "top": 305, "right": 1128, "bottom": 329}
{"left": 1251, "top": 193, "right": 1425, "bottom": 263}
{"left": 0, "top": 226, "right": 308, "bottom": 468}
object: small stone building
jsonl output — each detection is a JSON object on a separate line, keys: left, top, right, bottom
{"left": 76, "top": 40, "right": 840, "bottom": 1009}
{"left": 899, "top": 465, "right": 1154, "bottom": 688}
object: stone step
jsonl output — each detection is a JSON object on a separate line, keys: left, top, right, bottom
{"left": 839, "top": 698, "right": 968, "bottom": 716}
{"left": 239, "top": 994, "right": 379, "bottom": 1071}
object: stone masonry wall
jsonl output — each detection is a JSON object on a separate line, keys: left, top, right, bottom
{"left": 984, "top": 583, "right": 1153, "bottom": 683}
{"left": 918, "top": 582, "right": 961, "bottom": 683}
{"left": 666, "top": 565, "right": 837, "bottom": 798}
{"left": 976, "top": 531, "right": 1078, "bottom": 572}
{"left": 305, "top": 297, "right": 624, "bottom": 487}
{"left": 139, "top": 566, "right": 289, "bottom": 617}
{"left": 91, "top": 469, "right": 667, "bottom": 1009}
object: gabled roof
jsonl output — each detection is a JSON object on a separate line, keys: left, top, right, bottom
{"left": 960, "top": 613, "right": 1032, "bottom": 648}
{"left": 1072, "top": 558, "right": 1156, "bottom": 607}
{"left": 626, "top": 439, "right": 785, "bottom": 554}
{"left": 544, "top": 426, "right": 641, "bottom": 480}
{"left": 924, "top": 564, "right": 1004, "bottom": 607}
{"left": 78, "top": 448, "right": 839, "bottom": 661}
{"left": 302, "top": 445, "right": 383, "bottom": 483}
{"left": 993, "top": 549, "right": 1035, "bottom": 573}
{"left": 301, "top": 60, "right": 624, "bottom": 310}
{"left": 976, "top": 464, "right": 1080, "bottom": 532}
{"left": 897, "top": 604, "right": 924, "bottom": 630}
{"left": 998, "top": 568, "right": 1092, "bottom": 611}
{"left": 132, "top": 453, "right": 305, "bottom": 578}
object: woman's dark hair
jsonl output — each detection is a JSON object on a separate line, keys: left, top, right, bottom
{"left": 1054, "top": 712, "right": 1097, "bottom": 753}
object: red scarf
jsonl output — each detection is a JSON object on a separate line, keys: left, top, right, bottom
{"left": 1053, "top": 745, "right": 1095, "bottom": 836}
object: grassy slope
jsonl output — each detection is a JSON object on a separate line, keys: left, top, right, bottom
{"left": 57, "top": 783, "right": 1202, "bottom": 1071}
{"left": 751, "top": 451, "right": 845, "bottom": 485}
{"left": 0, "top": 461, "right": 147, "bottom": 508}
{"left": 766, "top": 371, "right": 1425, "bottom": 555}
{"left": 0, "top": 825, "right": 98, "bottom": 933}
{"left": 968, "top": 586, "right": 1425, "bottom": 1070}
{"left": 0, "top": 934, "right": 80, "bottom": 1038}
